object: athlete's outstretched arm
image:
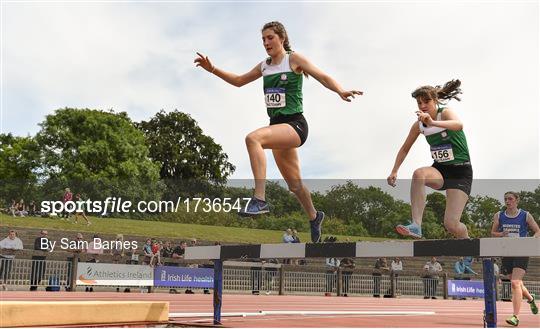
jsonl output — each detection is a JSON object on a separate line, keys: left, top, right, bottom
{"left": 290, "top": 52, "right": 362, "bottom": 102}
{"left": 387, "top": 122, "right": 420, "bottom": 187}
{"left": 194, "top": 52, "right": 261, "bottom": 87}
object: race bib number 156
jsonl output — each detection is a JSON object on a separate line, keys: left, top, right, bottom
{"left": 431, "top": 144, "right": 455, "bottom": 162}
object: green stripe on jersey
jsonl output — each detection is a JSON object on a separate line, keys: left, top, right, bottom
{"left": 263, "top": 71, "right": 303, "bottom": 118}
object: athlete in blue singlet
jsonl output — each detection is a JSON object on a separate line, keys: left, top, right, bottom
{"left": 491, "top": 191, "right": 540, "bottom": 326}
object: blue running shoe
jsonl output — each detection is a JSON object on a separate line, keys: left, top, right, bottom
{"left": 310, "top": 211, "right": 325, "bottom": 243}
{"left": 238, "top": 197, "right": 269, "bottom": 217}
{"left": 396, "top": 222, "right": 423, "bottom": 239}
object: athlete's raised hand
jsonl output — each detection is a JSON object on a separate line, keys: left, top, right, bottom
{"left": 194, "top": 52, "right": 215, "bottom": 73}
{"left": 416, "top": 111, "right": 434, "bottom": 126}
{"left": 339, "top": 90, "right": 363, "bottom": 102}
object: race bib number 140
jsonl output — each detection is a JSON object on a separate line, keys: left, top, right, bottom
{"left": 265, "top": 88, "right": 286, "bottom": 108}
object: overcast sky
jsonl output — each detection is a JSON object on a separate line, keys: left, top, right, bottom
{"left": 2, "top": 1, "right": 539, "bottom": 192}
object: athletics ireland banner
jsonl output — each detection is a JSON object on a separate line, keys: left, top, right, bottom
{"left": 77, "top": 262, "right": 153, "bottom": 286}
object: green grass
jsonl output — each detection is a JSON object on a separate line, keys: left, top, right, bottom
{"left": 0, "top": 213, "right": 383, "bottom": 244}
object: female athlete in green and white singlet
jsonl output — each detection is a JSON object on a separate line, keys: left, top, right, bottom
{"left": 195, "top": 21, "right": 362, "bottom": 242}
{"left": 387, "top": 80, "right": 472, "bottom": 239}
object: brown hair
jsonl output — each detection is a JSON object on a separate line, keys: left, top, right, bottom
{"left": 262, "top": 21, "right": 308, "bottom": 78}
{"left": 412, "top": 79, "right": 462, "bottom": 104}
{"left": 262, "top": 21, "right": 291, "bottom": 51}
{"left": 504, "top": 191, "right": 520, "bottom": 201}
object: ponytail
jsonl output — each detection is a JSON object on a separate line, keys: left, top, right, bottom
{"left": 412, "top": 79, "right": 462, "bottom": 104}
{"left": 436, "top": 79, "right": 462, "bottom": 103}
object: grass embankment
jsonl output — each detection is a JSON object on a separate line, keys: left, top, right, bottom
{"left": 0, "top": 213, "right": 382, "bottom": 244}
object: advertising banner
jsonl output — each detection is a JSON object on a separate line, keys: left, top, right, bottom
{"left": 154, "top": 266, "right": 213, "bottom": 288}
{"left": 447, "top": 280, "right": 485, "bottom": 298}
{"left": 77, "top": 262, "right": 153, "bottom": 286}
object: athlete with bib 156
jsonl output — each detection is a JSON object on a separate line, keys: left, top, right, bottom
{"left": 387, "top": 80, "right": 472, "bottom": 239}
{"left": 194, "top": 21, "right": 362, "bottom": 243}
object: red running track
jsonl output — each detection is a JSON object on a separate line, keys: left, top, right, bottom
{"left": 2, "top": 291, "right": 539, "bottom": 327}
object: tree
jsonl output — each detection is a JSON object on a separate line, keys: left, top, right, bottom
{"left": 426, "top": 192, "right": 446, "bottom": 223}
{"left": 263, "top": 181, "right": 300, "bottom": 216}
{"left": 421, "top": 209, "right": 449, "bottom": 239}
{"left": 36, "top": 108, "right": 162, "bottom": 209}
{"left": 378, "top": 200, "right": 412, "bottom": 238}
{"left": 137, "top": 110, "right": 235, "bottom": 199}
{"left": 320, "top": 181, "right": 402, "bottom": 237}
{"left": 0, "top": 134, "right": 41, "bottom": 204}
{"left": 465, "top": 195, "right": 502, "bottom": 237}
{"left": 423, "top": 192, "right": 459, "bottom": 238}
{"left": 519, "top": 186, "right": 540, "bottom": 221}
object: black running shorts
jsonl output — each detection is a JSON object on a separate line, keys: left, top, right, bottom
{"left": 269, "top": 113, "right": 309, "bottom": 146}
{"left": 501, "top": 257, "right": 529, "bottom": 274}
{"left": 432, "top": 161, "right": 473, "bottom": 195}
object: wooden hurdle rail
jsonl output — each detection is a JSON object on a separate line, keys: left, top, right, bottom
{"left": 184, "top": 237, "right": 540, "bottom": 328}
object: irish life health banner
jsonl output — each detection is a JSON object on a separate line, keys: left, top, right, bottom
{"left": 154, "top": 266, "right": 214, "bottom": 288}
{"left": 447, "top": 280, "right": 485, "bottom": 298}
{"left": 77, "top": 262, "right": 153, "bottom": 286}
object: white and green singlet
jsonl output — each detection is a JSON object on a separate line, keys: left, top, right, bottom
{"left": 261, "top": 52, "right": 303, "bottom": 118}
{"left": 419, "top": 107, "right": 471, "bottom": 165}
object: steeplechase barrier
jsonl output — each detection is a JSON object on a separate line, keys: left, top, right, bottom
{"left": 184, "top": 237, "right": 540, "bottom": 328}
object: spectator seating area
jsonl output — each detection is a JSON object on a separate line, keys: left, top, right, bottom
{"left": 1, "top": 225, "right": 539, "bottom": 279}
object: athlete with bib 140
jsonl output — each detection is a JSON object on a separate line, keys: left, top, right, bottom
{"left": 195, "top": 21, "right": 362, "bottom": 243}
{"left": 387, "top": 80, "right": 472, "bottom": 239}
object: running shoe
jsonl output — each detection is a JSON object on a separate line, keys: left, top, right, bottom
{"left": 238, "top": 197, "right": 269, "bottom": 217}
{"left": 529, "top": 293, "right": 538, "bottom": 315}
{"left": 310, "top": 211, "right": 325, "bottom": 243}
{"left": 396, "top": 222, "right": 423, "bottom": 239}
{"left": 505, "top": 315, "right": 519, "bottom": 327}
